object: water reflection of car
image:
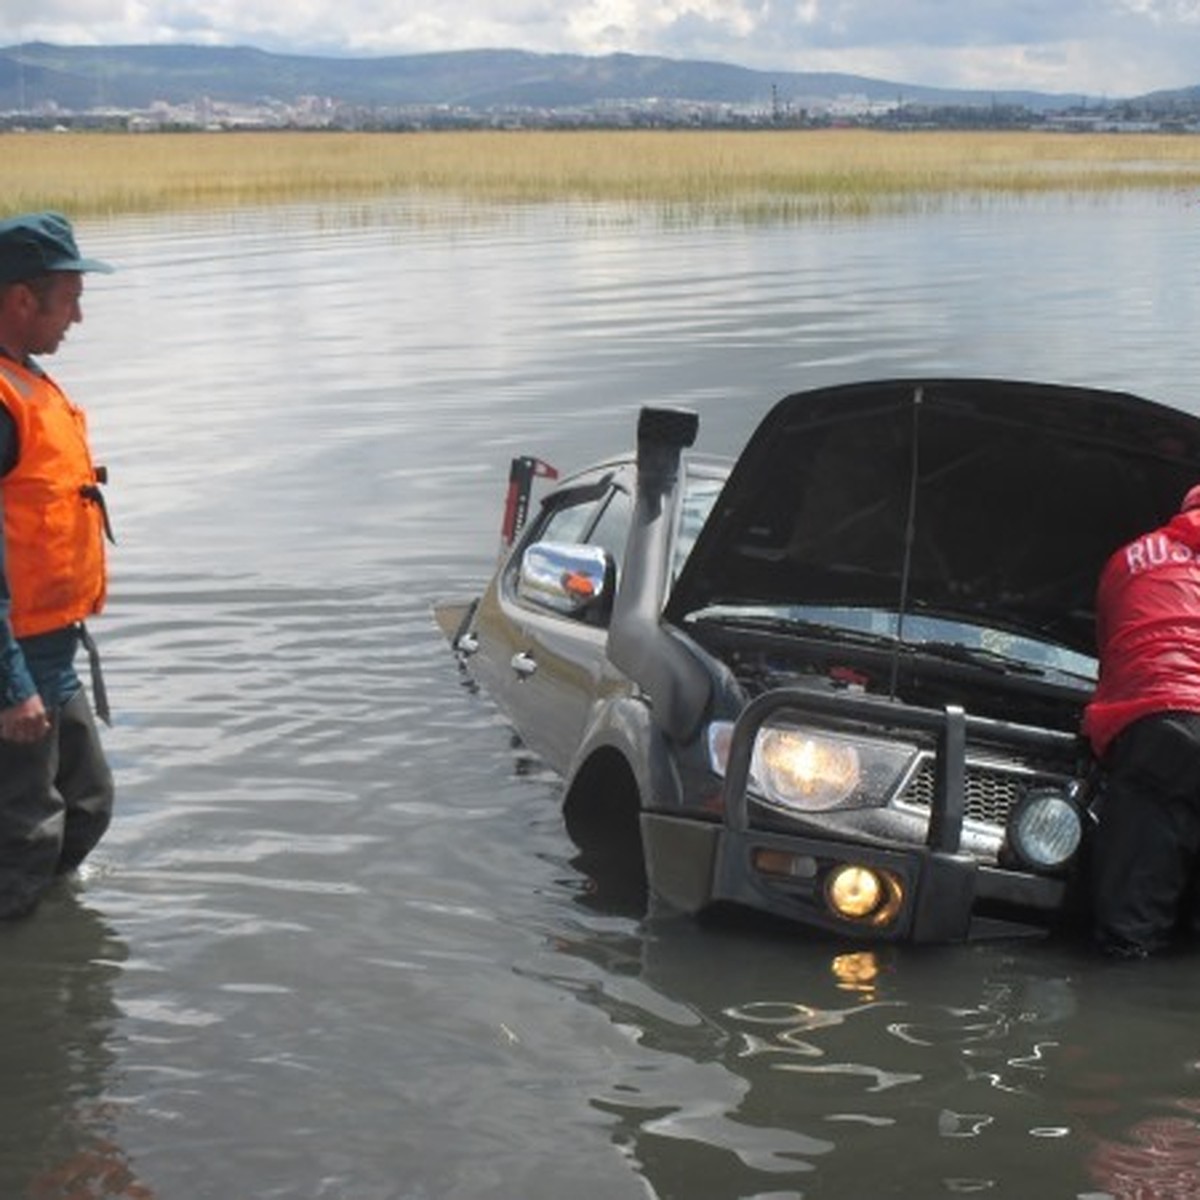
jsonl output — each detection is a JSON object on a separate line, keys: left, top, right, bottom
{"left": 438, "top": 378, "right": 1200, "bottom": 942}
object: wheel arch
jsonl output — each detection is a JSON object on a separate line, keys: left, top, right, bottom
{"left": 562, "top": 699, "right": 682, "bottom": 869}
{"left": 563, "top": 744, "right": 643, "bottom": 848}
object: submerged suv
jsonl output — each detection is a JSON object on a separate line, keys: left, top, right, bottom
{"left": 441, "top": 379, "right": 1200, "bottom": 942}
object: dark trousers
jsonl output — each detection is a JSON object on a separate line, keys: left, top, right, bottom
{"left": 0, "top": 689, "right": 113, "bottom": 918}
{"left": 1091, "top": 711, "right": 1200, "bottom": 956}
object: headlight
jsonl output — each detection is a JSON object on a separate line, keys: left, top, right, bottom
{"left": 1004, "top": 786, "right": 1083, "bottom": 873}
{"left": 708, "top": 720, "right": 920, "bottom": 813}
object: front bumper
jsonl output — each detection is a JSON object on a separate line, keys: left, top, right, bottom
{"left": 642, "top": 688, "right": 1080, "bottom": 943}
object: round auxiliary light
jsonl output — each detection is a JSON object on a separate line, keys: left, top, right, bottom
{"left": 826, "top": 864, "right": 885, "bottom": 920}
{"left": 1006, "top": 787, "right": 1083, "bottom": 873}
{"left": 825, "top": 863, "right": 906, "bottom": 926}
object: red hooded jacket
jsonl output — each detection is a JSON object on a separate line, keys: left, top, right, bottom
{"left": 1082, "top": 506, "right": 1200, "bottom": 757}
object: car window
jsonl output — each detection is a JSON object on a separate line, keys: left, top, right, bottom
{"left": 505, "top": 493, "right": 601, "bottom": 596}
{"left": 509, "top": 485, "right": 630, "bottom": 626}
{"left": 586, "top": 488, "right": 632, "bottom": 565}
{"left": 510, "top": 466, "right": 714, "bottom": 623}
{"left": 538, "top": 498, "right": 600, "bottom": 546}
{"left": 674, "top": 472, "right": 725, "bottom": 578}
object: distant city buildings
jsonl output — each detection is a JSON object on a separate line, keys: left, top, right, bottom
{"left": 4, "top": 89, "right": 1200, "bottom": 134}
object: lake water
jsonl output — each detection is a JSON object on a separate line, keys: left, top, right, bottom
{"left": 5, "top": 192, "right": 1200, "bottom": 1199}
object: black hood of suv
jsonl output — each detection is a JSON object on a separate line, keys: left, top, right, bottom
{"left": 666, "top": 379, "right": 1200, "bottom": 656}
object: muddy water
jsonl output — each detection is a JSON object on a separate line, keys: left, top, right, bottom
{"left": 4, "top": 194, "right": 1200, "bottom": 1199}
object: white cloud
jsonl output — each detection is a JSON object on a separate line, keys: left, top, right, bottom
{"left": 1115, "top": 0, "right": 1200, "bottom": 21}
{"left": 564, "top": 0, "right": 762, "bottom": 50}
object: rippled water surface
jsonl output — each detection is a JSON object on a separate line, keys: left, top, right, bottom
{"left": 6, "top": 195, "right": 1200, "bottom": 1199}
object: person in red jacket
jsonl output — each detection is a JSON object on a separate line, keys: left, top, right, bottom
{"left": 0, "top": 212, "right": 115, "bottom": 919}
{"left": 1083, "top": 484, "right": 1200, "bottom": 957}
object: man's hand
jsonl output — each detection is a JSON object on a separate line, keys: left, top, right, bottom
{"left": 0, "top": 694, "right": 50, "bottom": 743}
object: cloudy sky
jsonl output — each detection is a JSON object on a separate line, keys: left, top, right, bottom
{"left": 4, "top": 1, "right": 1199, "bottom": 98}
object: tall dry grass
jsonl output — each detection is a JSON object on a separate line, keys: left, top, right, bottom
{"left": 4, "top": 128, "right": 1200, "bottom": 219}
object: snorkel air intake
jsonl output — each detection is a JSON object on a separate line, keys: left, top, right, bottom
{"left": 607, "top": 406, "right": 713, "bottom": 743}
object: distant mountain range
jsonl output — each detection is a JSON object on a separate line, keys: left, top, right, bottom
{"left": 0, "top": 42, "right": 1126, "bottom": 115}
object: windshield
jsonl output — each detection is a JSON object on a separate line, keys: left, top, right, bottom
{"left": 686, "top": 603, "right": 1098, "bottom": 681}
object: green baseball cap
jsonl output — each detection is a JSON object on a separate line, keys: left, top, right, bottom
{"left": 0, "top": 210, "right": 114, "bottom": 285}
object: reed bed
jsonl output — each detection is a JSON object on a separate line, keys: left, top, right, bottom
{"left": 5, "top": 128, "right": 1200, "bottom": 220}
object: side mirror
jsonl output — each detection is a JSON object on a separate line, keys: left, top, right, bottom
{"left": 518, "top": 542, "right": 613, "bottom": 619}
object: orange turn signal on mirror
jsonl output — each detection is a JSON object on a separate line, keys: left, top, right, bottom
{"left": 561, "top": 571, "right": 596, "bottom": 598}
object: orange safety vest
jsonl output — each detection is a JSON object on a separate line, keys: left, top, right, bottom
{"left": 0, "top": 358, "right": 107, "bottom": 638}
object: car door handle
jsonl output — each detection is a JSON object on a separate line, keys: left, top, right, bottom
{"left": 510, "top": 651, "right": 537, "bottom": 678}
{"left": 456, "top": 631, "right": 479, "bottom": 656}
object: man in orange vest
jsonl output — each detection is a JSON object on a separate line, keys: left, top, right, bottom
{"left": 0, "top": 211, "right": 115, "bottom": 919}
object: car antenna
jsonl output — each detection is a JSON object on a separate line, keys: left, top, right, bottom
{"left": 888, "top": 385, "right": 922, "bottom": 700}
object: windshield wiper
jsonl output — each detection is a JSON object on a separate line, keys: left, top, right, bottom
{"left": 914, "top": 640, "right": 1046, "bottom": 676}
{"left": 689, "top": 610, "right": 900, "bottom": 650}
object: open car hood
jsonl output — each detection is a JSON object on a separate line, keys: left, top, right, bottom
{"left": 665, "top": 378, "right": 1200, "bottom": 657}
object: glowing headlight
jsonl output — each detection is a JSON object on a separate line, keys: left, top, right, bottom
{"left": 708, "top": 720, "right": 919, "bottom": 813}
{"left": 1005, "top": 787, "right": 1083, "bottom": 872}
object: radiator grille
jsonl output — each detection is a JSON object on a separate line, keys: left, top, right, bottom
{"left": 897, "top": 756, "right": 1068, "bottom": 827}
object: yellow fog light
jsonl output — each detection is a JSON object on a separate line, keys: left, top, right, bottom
{"left": 827, "top": 865, "right": 882, "bottom": 916}
{"left": 825, "top": 863, "right": 905, "bottom": 925}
